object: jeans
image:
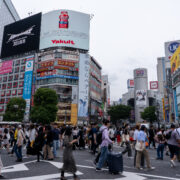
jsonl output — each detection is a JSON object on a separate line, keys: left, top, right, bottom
{"left": 53, "top": 140, "right": 59, "bottom": 157}
{"left": 14, "top": 144, "right": 22, "bottom": 160}
{"left": 97, "top": 146, "right": 109, "bottom": 169}
{"left": 157, "top": 144, "right": 164, "bottom": 159}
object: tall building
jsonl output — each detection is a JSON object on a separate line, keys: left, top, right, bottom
{"left": 0, "top": 0, "right": 20, "bottom": 56}
{"left": 0, "top": 9, "right": 103, "bottom": 125}
{"left": 89, "top": 57, "right": 102, "bottom": 123}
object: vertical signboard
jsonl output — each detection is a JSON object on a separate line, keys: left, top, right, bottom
{"left": 135, "top": 90, "right": 147, "bottom": 106}
{"left": 78, "top": 53, "right": 90, "bottom": 117}
{"left": 23, "top": 55, "right": 34, "bottom": 121}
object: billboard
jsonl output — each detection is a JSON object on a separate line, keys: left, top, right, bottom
{"left": 23, "top": 56, "right": 34, "bottom": 99}
{"left": 78, "top": 53, "right": 90, "bottom": 117}
{"left": 170, "top": 46, "right": 180, "bottom": 74}
{"left": 135, "top": 90, "right": 147, "bottom": 106}
{"left": 1, "top": 13, "right": 41, "bottom": 58}
{"left": 0, "top": 60, "right": 13, "bottom": 74}
{"left": 127, "top": 79, "right": 134, "bottom": 88}
{"left": 165, "top": 40, "right": 180, "bottom": 61}
{"left": 40, "top": 10, "right": 90, "bottom": 50}
{"left": 150, "top": 81, "right": 158, "bottom": 89}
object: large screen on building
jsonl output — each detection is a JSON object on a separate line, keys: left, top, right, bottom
{"left": 1, "top": 13, "right": 42, "bottom": 58}
{"left": 40, "top": 10, "right": 90, "bottom": 51}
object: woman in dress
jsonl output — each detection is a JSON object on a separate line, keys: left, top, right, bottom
{"left": 61, "top": 126, "right": 78, "bottom": 180}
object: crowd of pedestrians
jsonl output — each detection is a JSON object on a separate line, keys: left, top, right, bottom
{"left": 0, "top": 121, "right": 179, "bottom": 179}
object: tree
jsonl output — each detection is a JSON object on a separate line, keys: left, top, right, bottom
{"left": 30, "top": 88, "right": 58, "bottom": 124}
{"left": 3, "top": 97, "right": 26, "bottom": 122}
{"left": 108, "top": 104, "right": 131, "bottom": 125}
{"left": 141, "top": 106, "right": 157, "bottom": 124}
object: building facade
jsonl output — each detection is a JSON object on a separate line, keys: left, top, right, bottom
{"left": 0, "top": 0, "right": 20, "bottom": 56}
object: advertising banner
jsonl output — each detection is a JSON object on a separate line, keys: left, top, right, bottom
{"left": 1, "top": 13, "right": 41, "bottom": 58}
{"left": 150, "top": 81, "right": 158, "bottom": 89}
{"left": 72, "top": 86, "right": 78, "bottom": 104}
{"left": 23, "top": 57, "right": 34, "bottom": 100}
{"left": 78, "top": 53, "right": 90, "bottom": 117}
{"left": 36, "top": 74, "right": 78, "bottom": 80}
{"left": 170, "top": 46, "right": 180, "bottom": 74}
{"left": 40, "top": 10, "right": 90, "bottom": 50}
{"left": 136, "top": 90, "right": 147, "bottom": 106}
{"left": 127, "top": 79, "right": 134, "bottom": 88}
{"left": 165, "top": 40, "right": 180, "bottom": 61}
{"left": 0, "top": 60, "right": 13, "bottom": 74}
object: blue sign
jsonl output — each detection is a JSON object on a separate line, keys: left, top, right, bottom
{"left": 168, "top": 42, "right": 179, "bottom": 53}
{"left": 23, "top": 60, "right": 33, "bottom": 100}
{"left": 36, "top": 74, "right": 79, "bottom": 80}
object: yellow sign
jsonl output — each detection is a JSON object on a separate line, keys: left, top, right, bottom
{"left": 170, "top": 46, "right": 180, "bottom": 73}
{"left": 71, "top": 104, "right": 78, "bottom": 126}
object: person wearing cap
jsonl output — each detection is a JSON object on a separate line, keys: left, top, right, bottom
{"left": 14, "top": 125, "right": 25, "bottom": 162}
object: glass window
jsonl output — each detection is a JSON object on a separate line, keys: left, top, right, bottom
{"left": 3, "top": 77, "right": 7, "bottom": 82}
{"left": 2, "top": 84, "right": 6, "bottom": 89}
{"left": 14, "top": 74, "right": 19, "bottom": 80}
{"left": 19, "top": 81, "right": 24, "bottom": 87}
{"left": 7, "top": 83, "right": 12, "bottom": 89}
{"left": 177, "top": 86, "right": 180, "bottom": 95}
{"left": 177, "top": 95, "right": 180, "bottom": 105}
{"left": 15, "top": 67, "right": 19, "bottom": 73}
{"left": 20, "top": 73, "right": 24, "bottom": 79}
{"left": 12, "top": 90, "right": 17, "bottom": 95}
{"left": 13, "top": 82, "right": 18, "bottom": 88}
{"left": 20, "top": 66, "right": 25, "bottom": 72}
{"left": 18, "top": 89, "right": 23, "bottom": 95}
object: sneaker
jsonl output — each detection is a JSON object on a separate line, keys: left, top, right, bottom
{"left": 136, "top": 167, "right": 143, "bottom": 170}
{"left": 170, "top": 160, "right": 176, "bottom": 167}
{"left": 96, "top": 168, "right": 102, "bottom": 172}
{"left": 147, "top": 167, "right": 155, "bottom": 171}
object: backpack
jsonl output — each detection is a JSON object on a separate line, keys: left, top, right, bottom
{"left": 165, "top": 131, "right": 172, "bottom": 140}
{"left": 96, "top": 128, "right": 107, "bottom": 145}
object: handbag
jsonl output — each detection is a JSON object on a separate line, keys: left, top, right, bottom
{"left": 135, "top": 141, "right": 145, "bottom": 151}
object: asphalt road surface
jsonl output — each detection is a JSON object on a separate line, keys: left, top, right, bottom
{"left": 0, "top": 144, "right": 180, "bottom": 180}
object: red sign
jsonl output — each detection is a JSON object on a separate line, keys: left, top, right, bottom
{"left": 52, "top": 40, "right": 75, "bottom": 45}
{"left": 127, "top": 79, "right": 134, "bottom": 88}
{"left": 58, "top": 60, "right": 75, "bottom": 67}
{"left": 39, "top": 61, "right": 54, "bottom": 68}
{"left": 150, "top": 81, "right": 158, "bottom": 89}
{"left": 40, "top": 70, "right": 56, "bottom": 77}
{"left": 0, "top": 60, "right": 13, "bottom": 75}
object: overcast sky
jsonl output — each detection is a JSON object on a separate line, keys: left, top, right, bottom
{"left": 12, "top": 0, "right": 180, "bottom": 101}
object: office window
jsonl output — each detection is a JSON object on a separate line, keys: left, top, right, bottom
{"left": 7, "top": 83, "right": 12, "bottom": 89}
{"left": 12, "top": 90, "right": 17, "bottom": 96}
{"left": 14, "top": 74, "right": 19, "bottom": 80}
{"left": 2, "top": 84, "right": 6, "bottom": 89}
{"left": 8, "top": 75, "right": 13, "bottom": 81}
{"left": 3, "top": 77, "right": 7, "bottom": 82}
{"left": 13, "top": 82, "right": 18, "bottom": 88}
{"left": 18, "top": 89, "right": 23, "bottom": 95}
{"left": 19, "top": 81, "right": 24, "bottom": 87}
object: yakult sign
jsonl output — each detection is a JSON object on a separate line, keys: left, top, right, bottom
{"left": 40, "top": 10, "right": 90, "bottom": 50}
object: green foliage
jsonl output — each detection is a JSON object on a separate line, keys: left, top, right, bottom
{"left": 30, "top": 88, "right": 58, "bottom": 124}
{"left": 108, "top": 104, "right": 131, "bottom": 125}
{"left": 141, "top": 106, "right": 157, "bottom": 123}
{"left": 3, "top": 97, "right": 26, "bottom": 122}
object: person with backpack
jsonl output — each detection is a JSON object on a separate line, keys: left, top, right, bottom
{"left": 166, "top": 124, "right": 180, "bottom": 167}
{"left": 96, "top": 119, "right": 113, "bottom": 171}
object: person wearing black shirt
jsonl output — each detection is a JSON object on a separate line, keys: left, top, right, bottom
{"left": 149, "top": 126, "right": 156, "bottom": 149}
{"left": 52, "top": 124, "right": 60, "bottom": 158}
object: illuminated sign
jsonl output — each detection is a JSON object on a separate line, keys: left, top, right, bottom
{"left": 168, "top": 42, "right": 180, "bottom": 53}
{"left": 136, "top": 70, "right": 144, "bottom": 76}
{"left": 58, "top": 60, "right": 75, "bottom": 67}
